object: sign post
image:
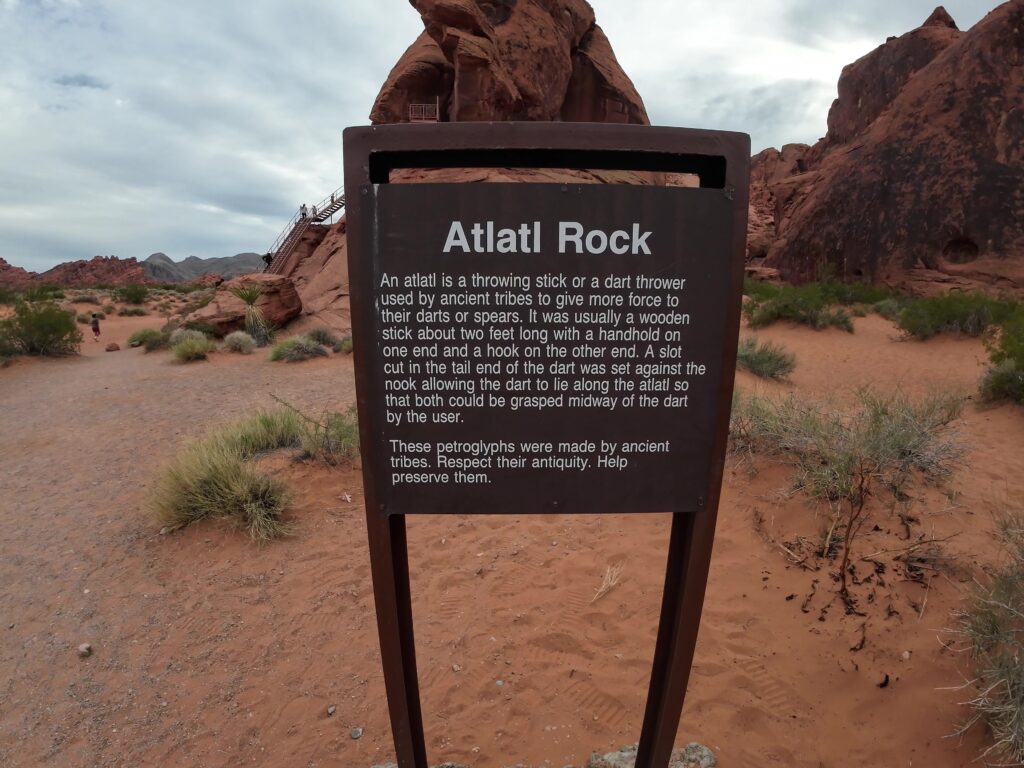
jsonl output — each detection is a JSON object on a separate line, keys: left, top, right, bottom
{"left": 344, "top": 123, "right": 750, "bottom": 768}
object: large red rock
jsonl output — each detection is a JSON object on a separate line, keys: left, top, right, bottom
{"left": 371, "top": 0, "right": 648, "bottom": 125}
{"left": 0, "top": 258, "right": 34, "bottom": 290}
{"left": 755, "top": 3, "right": 1024, "bottom": 294}
{"left": 183, "top": 273, "right": 302, "bottom": 336}
{"left": 38, "top": 256, "right": 149, "bottom": 287}
{"left": 0, "top": 255, "right": 148, "bottom": 290}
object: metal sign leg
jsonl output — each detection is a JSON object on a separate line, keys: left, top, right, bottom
{"left": 366, "top": 512, "right": 429, "bottom": 768}
{"left": 635, "top": 511, "right": 714, "bottom": 768}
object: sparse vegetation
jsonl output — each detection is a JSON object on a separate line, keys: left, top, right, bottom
{"left": 897, "top": 292, "right": 1018, "bottom": 340}
{"left": 127, "top": 328, "right": 164, "bottom": 349}
{"left": 23, "top": 284, "right": 65, "bottom": 302}
{"left": 872, "top": 298, "right": 903, "bottom": 321}
{"left": 0, "top": 286, "right": 20, "bottom": 305}
{"left": 953, "top": 505, "right": 1024, "bottom": 764}
{"left": 736, "top": 337, "right": 795, "bottom": 379}
{"left": 114, "top": 284, "right": 150, "bottom": 305}
{"left": 730, "top": 389, "right": 965, "bottom": 599}
{"left": 117, "top": 307, "right": 148, "bottom": 317}
{"left": 0, "top": 301, "right": 82, "bottom": 356}
{"left": 152, "top": 405, "right": 358, "bottom": 541}
{"left": 743, "top": 283, "right": 855, "bottom": 332}
{"left": 102, "top": 303, "right": 115, "bottom": 314}
{"left": 172, "top": 336, "right": 216, "bottom": 362}
{"left": 336, "top": 335, "right": 353, "bottom": 354}
{"left": 169, "top": 328, "right": 208, "bottom": 346}
{"left": 181, "top": 320, "right": 219, "bottom": 338}
{"left": 69, "top": 293, "right": 100, "bottom": 304}
{"left": 76, "top": 311, "right": 105, "bottom": 324}
{"left": 223, "top": 330, "right": 256, "bottom": 354}
{"left": 306, "top": 327, "right": 340, "bottom": 349}
{"left": 981, "top": 311, "right": 1024, "bottom": 405}
{"left": 269, "top": 336, "right": 328, "bottom": 362}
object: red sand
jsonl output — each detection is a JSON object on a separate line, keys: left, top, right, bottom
{"left": 1, "top": 312, "right": 1023, "bottom": 767}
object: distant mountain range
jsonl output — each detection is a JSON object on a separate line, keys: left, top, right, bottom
{"left": 142, "top": 252, "right": 264, "bottom": 282}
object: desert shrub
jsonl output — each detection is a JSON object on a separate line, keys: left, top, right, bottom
{"left": 70, "top": 293, "right": 99, "bottom": 304}
{"left": 299, "top": 407, "right": 359, "bottom": 465}
{"left": 953, "top": 506, "right": 1024, "bottom": 764}
{"left": 980, "top": 311, "right": 1024, "bottom": 405}
{"left": 742, "top": 278, "right": 780, "bottom": 301}
{"left": 0, "top": 286, "right": 20, "bottom": 305}
{"left": 731, "top": 389, "right": 965, "bottom": 596}
{"left": 23, "top": 284, "right": 65, "bottom": 302}
{"left": 306, "top": 327, "right": 340, "bottom": 348}
{"left": 181, "top": 320, "right": 220, "bottom": 338}
{"left": 219, "top": 409, "right": 302, "bottom": 458}
{"left": 743, "top": 284, "right": 855, "bottom": 332}
{"left": 335, "top": 335, "right": 353, "bottom": 354}
{"left": 128, "top": 328, "right": 164, "bottom": 348}
{"left": 873, "top": 298, "right": 902, "bottom": 321}
{"left": 269, "top": 336, "right": 328, "bottom": 362}
{"left": 223, "top": 330, "right": 256, "bottom": 354}
{"left": 0, "top": 301, "right": 82, "bottom": 356}
{"left": 172, "top": 336, "right": 216, "bottom": 362}
{"left": 180, "top": 291, "right": 214, "bottom": 315}
{"left": 897, "top": 293, "right": 1018, "bottom": 340}
{"left": 151, "top": 439, "right": 290, "bottom": 542}
{"left": 736, "top": 337, "right": 795, "bottom": 379}
{"left": 76, "top": 313, "right": 91, "bottom": 325}
{"left": 169, "top": 327, "right": 208, "bottom": 346}
{"left": 114, "top": 284, "right": 149, "bottom": 304}
{"left": 102, "top": 303, "right": 115, "bottom": 314}
{"left": 117, "top": 307, "right": 148, "bottom": 317}
{"left": 818, "top": 281, "right": 895, "bottom": 306}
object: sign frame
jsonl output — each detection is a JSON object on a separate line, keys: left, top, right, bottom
{"left": 343, "top": 122, "right": 750, "bottom": 768}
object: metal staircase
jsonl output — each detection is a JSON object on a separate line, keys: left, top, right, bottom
{"left": 264, "top": 185, "right": 346, "bottom": 274}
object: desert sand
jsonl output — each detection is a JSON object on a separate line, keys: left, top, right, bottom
{"left": 1, "top": 310, "right": 1023, "bottom": 768}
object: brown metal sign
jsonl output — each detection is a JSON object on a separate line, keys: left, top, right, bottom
{"left": 344, "top": 123, "right": 750, "bottom": 768}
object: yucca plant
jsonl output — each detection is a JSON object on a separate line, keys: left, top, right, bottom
{"left": 229, "top": 283, "right": 273, "bottom": 346}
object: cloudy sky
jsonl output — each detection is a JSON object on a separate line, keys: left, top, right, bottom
{"left": 0, "top": 0, "right": 996, "bottom": 271}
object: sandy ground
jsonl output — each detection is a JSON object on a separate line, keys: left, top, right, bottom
{"left": 1, "top": 312, "right": 1023, "bottom": 767}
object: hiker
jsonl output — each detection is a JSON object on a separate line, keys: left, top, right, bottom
{"left": 262, "top": 252, "right": 273, "bottom": 266}
{"left": 90, "top": 313, "right": 101, "bottom": 342}
{"left": 311, "top": 205, "right": 318, "bottom": 218}
{"left": 300, "top": 203, "right": 308, "bottom": 219}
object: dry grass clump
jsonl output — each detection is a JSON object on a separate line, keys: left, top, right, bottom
{"left": 152, "top": 407, "right": 355, "bottom": 542}
{"left": 336, "top": 335, "right": 353, "bottom": 354}
{"left": 269, "top": 336, "right": 328, "bottom": 362}
{"left": 117, "top": 307, "right": 148, "bottom": 317}
{"left": 271, "top": 396, "right": 360, "bottom": 465}
{"left": 951, "top": 506, "right": 1024, "bottom": 764}
{"left": 223, "top": 330, "right": 256, "bottom": 354}
{"left": 127, "top": 328, "right": 163, "bottom": 348}
{"left": 737, "top": 337, "right": 796, "bottom": 379}
{"left": 730, "top": 389, "right": 966, "bottom": 598}
{"left": 591, "top": 563, "right": 624, "bottom": 603}
{"left": 69, "top": 293, "right": 100, "bottom": 304}
{"left": 172, "top": 336, "right": 216, "bottom": 362}
{"left": 169, "top": 327, "right": 207, "bottom": 346}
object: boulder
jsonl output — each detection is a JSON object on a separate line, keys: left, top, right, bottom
{"left": 371, "top": 0, "right": 648, "bottom": 124}
{"left": 183, "top": 273, "right": 302, "bottom": 336}
{"left": 105, "top": 343, "right": 120, "bottom": 352}
{"left": 755, "top": 3, "right": 1024, "bottom": 294}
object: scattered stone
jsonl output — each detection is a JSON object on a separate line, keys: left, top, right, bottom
{"left": 452, "top": 663, "right": 462, "bottom": 672}
{"left": 901, "top": 650, "right": 912, "bottom": 661}
{"left": 495, "top": 679, "right": 504, "bottom": 686}
{"left": 159, "top": 527, "right": 171, "bottom": 535}
{"left": 351, "top": 727, "right": 363, "bottom": 740}
{"left": 105, "top": 343, "right": 120, "bottom": 352}
{"left": 586, "top": 742, "right": 716, "bottom": 768}
{"left": 327, "top": 704, "right": 336, "bottom": 717}
{"left": 77, "top": 643, "right": 92, "bottom": 658}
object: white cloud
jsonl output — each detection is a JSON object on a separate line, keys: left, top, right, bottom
{"left": 0, "top": 0, "right": 998, "bottom": 271}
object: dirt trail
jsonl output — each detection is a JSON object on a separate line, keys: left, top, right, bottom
{"left": 0, "top": 314, "right": 1022, "bottom": 767}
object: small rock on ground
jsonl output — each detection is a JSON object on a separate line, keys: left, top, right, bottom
{"left": 586, "top": 743, "right": 716, "bottom": 768}
{"left": 77, "top": 643, "right": 92, "bottom": 658}
{"left": 105, "top": 343, "right": 120, "bottom": 352}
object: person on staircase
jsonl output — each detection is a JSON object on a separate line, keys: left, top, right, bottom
{"left": 311, "top": 205, "right": 318, "bottom": 218}
{"left": 300, "top": 203, "right": 308, "bottom": 219}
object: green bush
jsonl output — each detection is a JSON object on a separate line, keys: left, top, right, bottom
{"left": 223, "top": 330, "right": 256, "bottom": 354}
{"left": 299, "top": 406, "right": 360, "bottom": 465}
{"left": 737, "top": 337, "right": 796, "bottom": 379}
{"left": 114, "top": 284, "right": 150, "bottom": 304}
{"left": 954, "top": 506, "right": 1024, "bottom": 764}
{"left": 102, "top": 303, "right": 115, "bottom": 314}
{"left": 335, "top": 336, "right": 353, "bottom": 354}
{"left": 269, "top": 336, "right": 328, "bottom": 362}
{"left": 743, "top": 283, "right": 855, "bottom": 332}
{"left": 306, "top": 327, "right": 340, "bottom": 348}
{"left": 0, "top": 301, "right": 82, "bottom": 356}
{"left": 872, "top": 298, "right": 903, "bottom": 321}
{"left": 23, "top": 284, "right": 65, "bottom": 302}
{"left": 0, "top": 286, "right": 20, "bottom": 305}
{"left": 169, "top": 328, "right": 208, "bottom": 346}
{"left": 897, "top": 293, "right": 1018, "bottom": 340}
{"left": 117, "top": 307, "right": 148, "bottom": 317}
{"left": 182, "top": 320, "right": 220, "bottom": 338}
{"left": 981, "top": 362, "right": 1024, "bottom": 404}
{"left": 70, "top": 293, "right": 100, "bottom": 304}
{"left": 172, "top": 336, "right": 216, "bottom": 362}
{"left": 128, "top": 328, "right": 164, "bottom": 349}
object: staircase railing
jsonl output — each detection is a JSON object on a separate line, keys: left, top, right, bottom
{"left": 264, "top": 185, "right": 346, "bottom": 274}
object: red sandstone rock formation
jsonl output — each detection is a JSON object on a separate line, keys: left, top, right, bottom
{"left": 0, "top": 259, "right": 35, "bottom": 290}
{"left": 754, "top": 3, "right": 1024, "bottom": 294}
{"left": 371, "top": 0, "right": 648, "bottom": 125}
{"left": 183, "top": 273, "right": 303, "bottom": 336}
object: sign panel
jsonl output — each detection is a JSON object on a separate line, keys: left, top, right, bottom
{"left": 364, "top": 182, "right": 736, "bottom": 516}
{"left": 343, "top": 123, "right": 750, "bottom": 768}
